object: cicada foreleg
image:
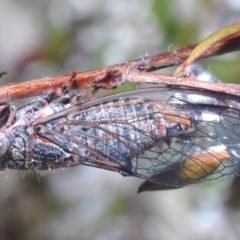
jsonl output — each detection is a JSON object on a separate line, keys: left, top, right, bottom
{"left": 0, "top": 103, "right": 15, "bottom": 128}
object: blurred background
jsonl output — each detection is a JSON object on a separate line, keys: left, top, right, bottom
{"left": 0, "top": 0, "right": 239, "bottom": 240}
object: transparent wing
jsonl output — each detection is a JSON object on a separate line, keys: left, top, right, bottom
{"left": 35, "top": 87, "right": 240, "bottom": 187}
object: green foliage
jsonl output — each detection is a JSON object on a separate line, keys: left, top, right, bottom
{"left": 105, "top": 193, "right": 130, "bottom": 218}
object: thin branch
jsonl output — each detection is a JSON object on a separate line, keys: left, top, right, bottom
{"left": 1, "top": 34, "right": 240, "bottom": 101}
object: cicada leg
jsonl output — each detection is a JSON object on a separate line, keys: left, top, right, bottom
{"left": 0, "top": 71, "right": 8, "bottom": 79}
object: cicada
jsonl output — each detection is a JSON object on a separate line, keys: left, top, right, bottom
{"left": 0, "top": 20, "right": 239, "bottom": 192}
{"left": 0, "top": 83, "right": 239, "bottom": 191}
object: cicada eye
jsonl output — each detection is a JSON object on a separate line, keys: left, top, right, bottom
{"left": 0, "top": 137, "right": 9, "bottom": 158}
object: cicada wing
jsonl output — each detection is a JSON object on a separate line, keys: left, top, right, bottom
{"left": 34, "top": 87, "right": 240, "bottom": 187}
